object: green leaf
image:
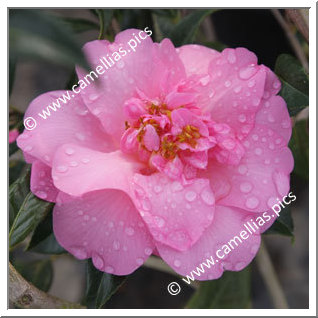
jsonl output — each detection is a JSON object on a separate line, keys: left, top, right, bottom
{"left": 265, "top": 205, "right": 294, "bottom": 237}
{"left": 9, "top": 192, "right": 54, "bottom": 248}
{"left": 9, "top": 160, "right": 26, "bottom": 185}
{"left": 84, "top": 260, "right": 126, "bottom": 308}
{"left": 289, "top": 119, "right": 309, "bottom": 179}
{"left": 62, "top": 17, "right": 99, "bottom": 33}
{"left": 9, "top": 9, "right": 89, "bottom": 70}
{"left": 94, "top": 9, "right": 114, "bottom": 39}
{"left": 186, "top": 266, "right": 251, "bottom": 309}
{"left": 168, "top": 9, "right": 217, "bottom": 46}
{"left": 27, "top": 211, "right": 66, "bottom": 254}
{"left": 14, "top": 259, "right": 53, "bottom": 292}
{"left": 9, "top": 166, "right": 30, "bottom": 229}
{"left": 274, "top": 54, "right": 309, "bottom": 116}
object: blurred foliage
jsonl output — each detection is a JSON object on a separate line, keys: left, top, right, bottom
{"left": 289, "top": 119, "right": 309, "bottom": 180}
{"left": 8, "top": 8, "right": 309, "bottom": 309}
{"left": 275, "top": 54, "right": 309, "bottom": 116}
{"left": 264, "top": 205, "right": 294, "bottom": 238}
{"left": 27, "top": 211, "right": 66, "bottom": 254}
{"left": 187, "top": 267, "right": 251, "bottom": 308}
{"left": 9, "top": 9, "right": 89, "bottom": 71}
{"left": 83, "top": 260, "right": 126, "bottom": 308}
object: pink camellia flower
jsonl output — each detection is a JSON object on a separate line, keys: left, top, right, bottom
{"left": 17, "top": 29, "right": 293, "bottom": 279}
{"left": 9, "top": 128, "right": 20, "bottom": 144}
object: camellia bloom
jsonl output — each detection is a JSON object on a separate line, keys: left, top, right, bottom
{"left": 9, "top": 129, "right": 19, "bottom": 144}
{"left": 17, "top": 29, "right": 293, "bottom": 280}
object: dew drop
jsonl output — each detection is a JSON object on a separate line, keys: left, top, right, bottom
{"left": 24, "top": 145, "right": 33, "bottom": 152}
{"left": 239, "top": 64, "right": 257, "bottom": 80}
{"left": 136, "top": 258, "right": 144, "bottom": 265}
{"left": 36, "top": 191, "right": 47, "bottom": 199}
{"left": 93, "top": 254, "right": 104, "bottom": 270}
{"left": 199, "top": 75, "right": 210, "bottom": 86}
{"left": 70, "top": 161, "right": 78, "bottom": 167}
{"left": 245, "top": 197, "right": 260, "bottom": 209}
{"left": 238, "top": 165, "right": 248, "bottom": 175}
{"left": 240, "top": 182, "right": 253, "bottom": 193}
{"left": 144, "top": 247, "right": 152, "bottom": 256}
{"left": 227, "top": 50, "right": 236, "bottom": 64}
{"left": 125, "top": 227, "right": 135, "bottom": 236}
{"left": 81, "top": 158, "right": 90, "bottom": 164}
{"left": 201, "top": 189, "right": 215, "bottom": 206}
{"left": 224, "top": 80, "right": 231, "bottom": 88}
{"left": 105, "top": 266, "right": 114, "bottom": 273}
{"left": 89, "top": 94, "right": 99, "bottom": 101}
{"left": 75, "top": 132, "right": 86, "bottom": 141}
{"left": 248, "top": 79, "right": 255, "bottom": 88}
{"left": 154, "top": 185, "right": 162, "bottom": 194}
{"left": 273, "top": 81, "right": 280, "bottom": 89}
{"left": 234, "top": 86, "right": 242, "bottom": 93}
{"left": 65, "top": 147, "right": 75, "bottom": 155}
{"left": 174, "top": 259, "right": 181, "bottom": 267}
{"left": 57, "top": 165, "right": 68, "bottom": 173}
{"left": 185, "top": 191, "right": 197, "bottom": 202}
{"left": 155, "top": 216, "right": 166, "bottom": 228}
{"left": 255, "top": 148, "right": 263, "bottom": 155}
{"left": 113, "top": 240, "right": 120, "bottom": 250}
{"left": 70, "top": 246, "right": 87, "bottom": 259}
{"left": 238, "top": 114, "right": 246, "bottom": 123}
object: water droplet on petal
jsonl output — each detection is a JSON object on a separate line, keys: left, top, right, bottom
{"left": 24, "top": 145, "right": 33, "bottom": 152}
{"left": 234, "top": 86, "right": 242, "bottom": 93}
{"left": 105, "top": 265, "right": 114, "bottom": 273}
{"left": 70, "top": 246, "right": 87, "bottom": 259}
{"left": 255, "top": 148, "right": 263, "bottom": 155}
{"left": 245, "top": 197, "right": 260, "bottom": 209}
{"left": 238, "top": 165, "right": 248, "bottom": 175}
{"left": 93, "top": 253, "right": 104, "bottom": 270}
{"left": 70, "top": 161, "right": 78, "bottom": 167}
{"left": 36, "top": 191, "right": 47, "bottom": 199}
{"left": 113, "top": 240, "right": 120, "bottom": 250}
{"left": 65, "top": 147, "right": 75, "bottom": 155}
{"left": 227, "top": 50, "right": 236, "bottom": 64}
{"left": 154, "top": 185, "right": 162, "bottom": 194}
{"left": 224, "top": 80, "right": 231, "bottom": 88}
{"left": 239, "top": 64, "right": 257, "bottom": 80}
{"left": 185, "top": 191, "right": 197, "bottom": 202}
{"left": 125, "top": 227, "right": 135, "bottom": 236}
{"left": 171, "top": 181, "right": 183, "bottom": 192}
{"left": 201, "top": 189, "right": 215, "bottom": 206}
{"left": 240, "top": 182, "right": 253, "bottom": 193}
{"left": 174, "top": 259, "right": 181, "bottom": 267}
{"left": 81, "top": 158, "right": 90, "bottom": 164}
{"left": 89, "top": 94, "right": 99, "bottom": 101}
{"left": 144, "top": 247, "right": 152, "bottom": 255}
{"left": 238, "top": 114, "right": 246, "bottom": 123}
{"left": 75, "top": 132, "right": 86, "bottom": 141}
{"left": 57, "top": 165, "right": 68, "bottom": 173}
{"left": 199, "top": 75, "right": 210, "bottom": 86}
{"left": 136, "top": 258, "right": 144, "bottom": 265}
{"left": 155, "top": 216, "right": 166, "bottom": 228}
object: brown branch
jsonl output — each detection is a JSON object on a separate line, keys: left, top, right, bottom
{"left": 286, "top": 9, "right": 309, "bottom": 43}
{"left": 9, "top": 262, "right": 85, "bottom": 309}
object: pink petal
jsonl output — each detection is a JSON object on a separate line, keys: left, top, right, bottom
{"left": 9, "top": 129, "right": 19, "bottom": 143}
{"left": 17, "top": 91, "right": 114, "bottom": 166}
{"left": 203, "top": 95, "right": 293, "bottom": 213}
{"left": 177, "top": 44, "right": 220, "bottom": 76}
{"left": 53, "top": 189, "right": 155, "bottom": 275}
{"left": 199, "top": 48, "right": 267, "bottom": 139}
{"left": 143, "top": 124, "right": 160, "bottom": 151}
{"left": 156, "top": 205, "right": 261, "bottom": 280}
{"left": 30, "top": 160, "right": 58, "bottom": 202}
{"left": 131, "top": 173, "right": 215, "bottom": 251}
{"left": 76, "top": 31, "right": 185, "bottom": 142}
{"left": 52, "top": 145, "right": 143, "bottom": 197}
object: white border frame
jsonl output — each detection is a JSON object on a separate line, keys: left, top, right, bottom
{"left": 2, "top": 1, "right": 316, "bottom": 316}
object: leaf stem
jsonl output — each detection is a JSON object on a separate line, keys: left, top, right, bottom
{"left": 255, "top": 241, "right": 289, "bottom": 309}
{"left": 97, "top": 10, "right": 105, "bottom": 40}
{"left": 9, "top": 262, "right": 85, "bottom": 309}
